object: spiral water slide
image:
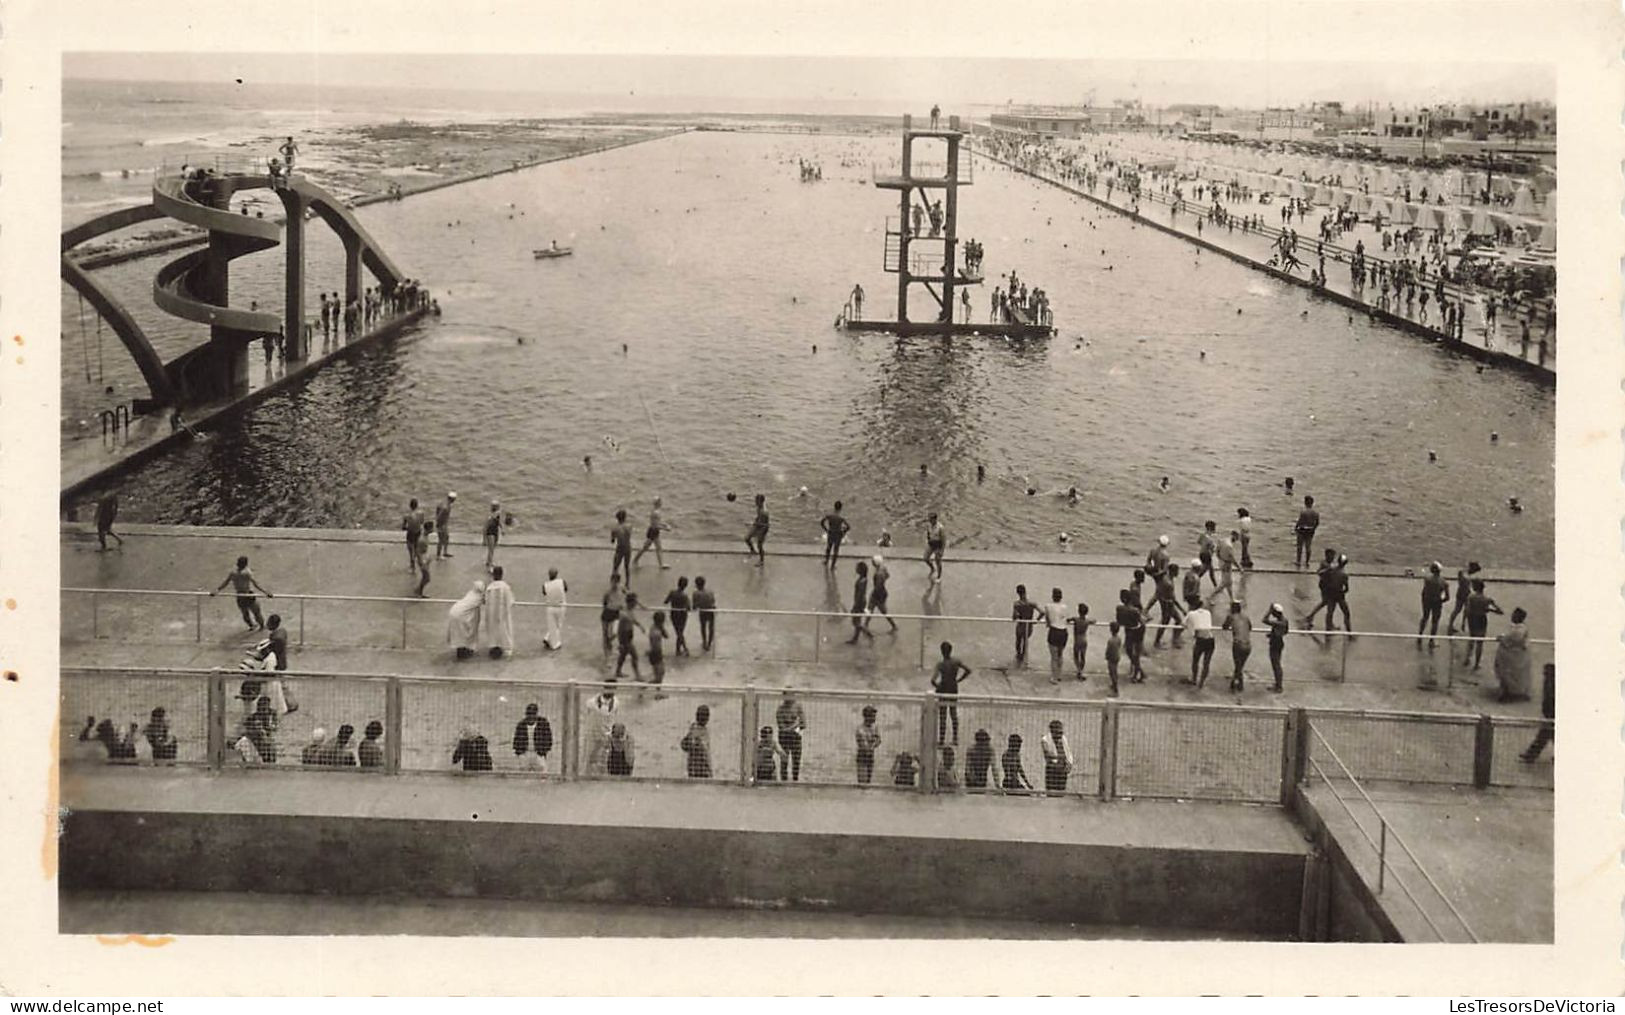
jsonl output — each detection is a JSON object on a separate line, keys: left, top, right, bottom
{"left": 61, "top": 171, "right": 407, "bottom": 407}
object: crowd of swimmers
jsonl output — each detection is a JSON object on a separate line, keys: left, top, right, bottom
{"left": 797, "top": 158, "right": 823, "bottom": 183}
{"left": 976, "top": 131, "right": 1555, "bottom": 362}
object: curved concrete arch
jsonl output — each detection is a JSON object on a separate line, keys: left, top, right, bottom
{"left": 61, "top": 253, "right": 179, "bottom": 406}
{"left": 60, "top": 203, "right": 179, "bottom": 407}
{"left": 290, "top": 177, "right": 405, "bottom": 287}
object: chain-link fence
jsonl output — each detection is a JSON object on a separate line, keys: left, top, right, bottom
{"left": 1114, "top": 702, "right": 1287, "bottom": 803}
{"left": 1304, "top": 709, "right": 1478, "bottom": 786}
{"left": 61, "top": 667, "right": 1551, "bottom": 801}
{"left": 60, "top": 668, "right": 211, "bottom": 766}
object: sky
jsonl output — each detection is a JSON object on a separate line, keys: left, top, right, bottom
{"left": 63, "top": 52, "right": 1555, "bottom": 111}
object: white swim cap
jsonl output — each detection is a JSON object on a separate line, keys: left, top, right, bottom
{"left": 1158, "top": 535, "right": 1169, "bottom": 546}
{"left": 1190, "top": 558, "right": 1202, "bottom": 568}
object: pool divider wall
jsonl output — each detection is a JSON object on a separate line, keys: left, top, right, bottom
{"left": 59, "top": 796, "right": 1310, "bottom": 938}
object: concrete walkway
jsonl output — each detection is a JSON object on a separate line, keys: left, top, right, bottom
{"left": 62, "top": 524, "right": 1554, "bottom": 718}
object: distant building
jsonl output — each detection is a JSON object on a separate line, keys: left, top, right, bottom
{"left": 987, "top": 101, "right": 1148, "bottom": 137}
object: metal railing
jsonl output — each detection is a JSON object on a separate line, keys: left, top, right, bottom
{"left": 61, "top": 665, "right": 1549, "bottom": 804}
{"left": 60, "top": 584, "right": 1553, "bottom": 691}
{"left": 1304, "top": 718, "right": 1481, "bottom": 942}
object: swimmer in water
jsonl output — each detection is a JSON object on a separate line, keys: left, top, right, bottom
{"left": 976, "top": 464, "right": 986, "bottom": 483}
{"left": 1508, "top": 496, "right": 1523, "bottom": 513}
{"left": 1158, "top": 477, "right": 1171, "bottom": 494}
{"left": 1067, "top": 486, "right": 1081, "bottom": 505}
{"left": 583, "top": 455, "right": 593, "bottom": 471}
{"left": 1427, "top": 450, "right": 1437, "bottom": 462}
{"left": 876, "top": 528, "right": 893, "bottom": 548}
{"left": 920, "top": 464, "right": 928, "bottom": 477}
{"left": 1490, "top": 432, "right": 1500, "bottom": 442}
{"left": 1284, "top": 477, "right": 1295, "bottom": 493}
{"left": 622, "top": 343, "right": 629, "bottom": 356}
{"left": 797, "top": 486, "right": 810, "bottom": 499}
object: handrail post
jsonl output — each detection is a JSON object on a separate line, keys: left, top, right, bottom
{"left": 813, "top": 613, "right": 821, "bottom": 664}
{"left": 206, "top": 668, "right": 226, "bottom": 770}
{"left": 919, "top": 693, "right": 938, "bottom": 793}
{"left": 1280, "top": 708, "right": 1305, "bottom": 806}
{"left": 740, "top": 685, "right": 758, "bottom": 785}
{"left": 561, "top": 682, "right": 580, "bottom": 780}
{"left": 298, "top": 597, "right": 306, "bottom": 646}
{"left": 400, "top": 600, "right": 409, "bottom": 649}
{"left": 195, "top": 593, "right": 203, "bottom": 643}
{"left": 917, "top": 621, "right": 927, "bottom": 670}
{"left": 1377, "top": 820, "right": 1388, "bottom": 893}
{"left": 1472, "top": 713, "right": 1494, "bottom": 789}
{"left": 1339, "top": 632, "right": 1349, "bottom": 682}
{"left": 92, "top": 591, "right": 100, "bottom": 640}
{"left": 1099, "top": 700, "right": 1119, "bottom": 801}
{"left": 385, "top": 678, "right": 403, "bottom": 775}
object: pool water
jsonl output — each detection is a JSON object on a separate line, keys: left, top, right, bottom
{"left": 63, "top": 130, "right": 1555, "bottom": 568}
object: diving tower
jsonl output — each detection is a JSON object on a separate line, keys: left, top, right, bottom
{"left": 841, "top": 113, "right": 1054, "bottom": 339}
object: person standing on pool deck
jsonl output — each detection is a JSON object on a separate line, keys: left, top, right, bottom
{"left": 1011, "top": 585, "right": 1040, "bottom": 667}
{"left": 663, "top": 576, "right": 691, "bottom": 656}
{"left": 1184, "top": 595, "right": 1216, "bottom": 688}
{"left": 854, "top": 706, "right": 881, "bottom": 784}
{"left": 633, "top": 496, "right": 670, "bottom": 571}
{"left": 1236, "top": 508, "right": 1253, "bottom": 569}
{"left": 1446, "top": 561, "right": 1482, "bottom": 635}
{"left": 1304, "top": 549, "right": 1343, "bottom": 631}
{"left": 821, "top": 500, "right": 851, "bottom": 568}
{"left": 1221, "top": 601, "right": 1252, "bottom": 692}
{"left": 600, "top": 573, "right": 628, "bottom": 654}
{"left": 923, "top": 512, "right": 946, "bottom": 583}
{"left": 692, "top": 576, "right": 717, "bottom": 652}
{"left": 1196, "top": 521, "right": 1219, "bottom": 589}
{"left": 863, "top": 554, "right": 898, "bottom": 633}
{"left": 1519, "top": 664, "right": 1556, "bottom": 762}
{"left": 1070, "top": 603, "right": 1092, "bottom": 679}
{"left": 483, "top": 502, "right": 503, "bottom": 572}
{"left": 744, "top": 494, "right": 769, "bottom": 566}
{"left": 1042, "top": 587, "right": 1071, "bottom": 683}
{"left": 610, "top": 509, "right": 635, "bottom": 583}
{"left": 435, "top": 492, "right": 456, "bottom": 560}
{"left": 401, "top": 498, "right": 426, "bottom": 572}
{"left": 613, "top": 593, "right": 646, "bottom": 680}
{"left": 1294, "top": 496, "right": 1320, "bottom": 568}
{"left": 415, "top": 522, "right": 434, "bottom": 597}
{"left": 1417, "top": 561, "right": 1450, "bottom": 647}
{"left": 1263, "top": 603, "right": 1289, "bottom": 692}
{"left": 213, "top": 556, "right": 273, "bottom": 630}
{"left": 482, "top": 565, "right": 516, "bottom": 659}
{"left": 541, "top": 567, "right": 568, "bottom": 650}
{"left": 1208, "top": 531, "right": 1240, "bottom": 605}
{"left": 1150, "top": 564, "right": 1186, "bottom": 648}
{"left": 774, "top": 690, "right": 806, "bottom": 782}
{"left": 94, "top": 494, "right": 123, "bottom": 551}
{"left": 846, "top": 561, "right": 874, "bottom": 644}
{"left": 1114, "top": 589, "right": 1147, "bottom": 682}
{"left": 1462, "top": 579, "right": 1503, "bottom": 671}
{"left": 931, "top": 641, "right": 971, "bottom": 746}
{"left": 1144, "top": 534, "right": 1171, "bottom": 584}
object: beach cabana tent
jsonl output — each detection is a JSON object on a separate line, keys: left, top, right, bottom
{"left": 1390, "top": 202, "right": 1418, "bottom": 226}
{"left": 1469, "top": 208, "right": 1494, "bottom": 236}
{"left": 1413, "top": 206, "right": 1443, "bottom": 231}
{"left": 1312, "top": 184, "right": 1335, "bottom": 205}
{"left": 1510, "top": 184, "right": 1536, "bottom": 215}
{"left": 1533, "top": 221, "right": 1556, "bottom": 250}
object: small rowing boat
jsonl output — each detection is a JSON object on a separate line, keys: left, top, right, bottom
{"left": 533, "top": 246, "right": 573, "bottom": 259}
